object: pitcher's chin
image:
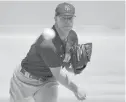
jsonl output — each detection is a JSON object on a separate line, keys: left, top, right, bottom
{"left": 63, "top": 27, "right": 72, "bottom": 32}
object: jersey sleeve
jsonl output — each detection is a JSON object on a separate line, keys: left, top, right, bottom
{"left": 38, "top": 38, "right": 62, "bottom": 68}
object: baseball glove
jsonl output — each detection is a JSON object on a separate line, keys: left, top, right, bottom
{"left": 70, "top": 43, "right": 92, "bottom": 74}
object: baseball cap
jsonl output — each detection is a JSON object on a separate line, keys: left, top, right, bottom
{"left": 55, "top": 2, "right": 75, "bottom": 17}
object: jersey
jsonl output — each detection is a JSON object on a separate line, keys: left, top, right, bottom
{"left": 21, "top": 25, "right": 78, "bottom": 78}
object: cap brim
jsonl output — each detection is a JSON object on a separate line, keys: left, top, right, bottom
{"left": 59, "top": 13, "right": 76, "bottom": 17}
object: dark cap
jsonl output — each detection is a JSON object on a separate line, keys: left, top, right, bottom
{"left": 55, "top": 2, "right": 75, "bottom": 17}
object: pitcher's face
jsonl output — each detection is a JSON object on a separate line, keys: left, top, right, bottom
{"left": 55, "top": 15, "right": 74, "bottom": 33}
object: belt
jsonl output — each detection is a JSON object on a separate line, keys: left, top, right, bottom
{"left": 20, "top": 68, "right": 47, "bottom": 81}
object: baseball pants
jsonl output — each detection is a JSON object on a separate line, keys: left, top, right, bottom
{"left": 9, "top": 65, "right": 59, "bottom": 102}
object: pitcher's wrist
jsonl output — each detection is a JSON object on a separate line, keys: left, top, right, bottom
{"left": 69, "top": 81, "right": 78, "bottom": 93}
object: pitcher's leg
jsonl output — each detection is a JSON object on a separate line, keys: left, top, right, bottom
{"left": 34, "top": 81, "right": 59, "bottom": 102}
{"left": 9, "top": 66, "right": 43, "bottom": 102}
{"left": 10, "top": 95, "right": 35, "bottom": 102}
{"left": 9, "top": 75, "right": 25, "bottom": 102}
{"left": 9, "top": 65, "right": 59, "bottom": 102}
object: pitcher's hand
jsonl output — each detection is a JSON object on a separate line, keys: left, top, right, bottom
{"left": 74, "top": 88, "right": 86, "bottom": 101}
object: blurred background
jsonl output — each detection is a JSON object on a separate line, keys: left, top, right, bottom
{"left": 0, "top": 1, "right": 125, "bottom": 102}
